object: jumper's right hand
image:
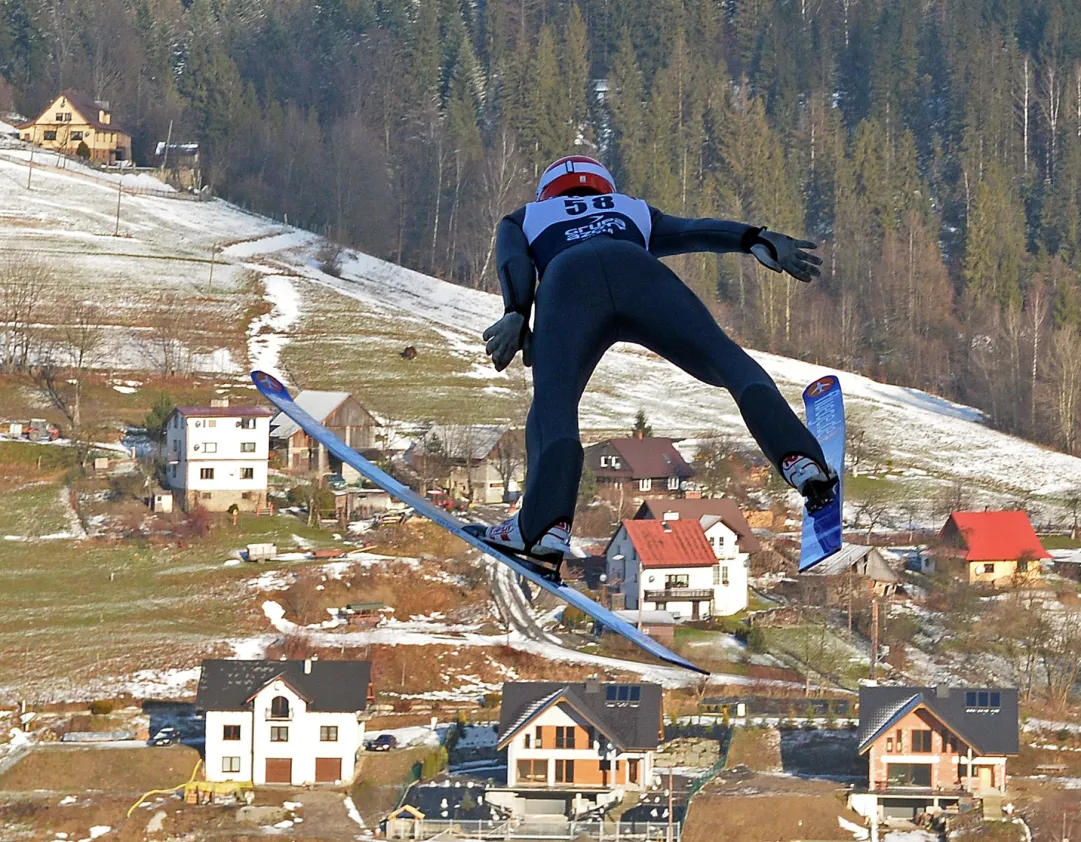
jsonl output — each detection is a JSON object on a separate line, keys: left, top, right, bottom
{"left": 483, "top": 312, "right": 532, "bottom": 371}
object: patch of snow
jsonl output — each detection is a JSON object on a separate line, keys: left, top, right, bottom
{"left": 839, "top": 815, "right": 869, "bottom": 840}
{"left": 344, "top": 796, "right": 366, "bottom": 828}
{"left": 58, "top": 795, "right": 78, "bottom": 805}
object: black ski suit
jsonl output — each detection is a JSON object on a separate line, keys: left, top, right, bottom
{"left": 494, "top": 193, "right": 828, "bottom": 542}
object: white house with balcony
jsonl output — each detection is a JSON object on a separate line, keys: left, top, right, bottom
{"left": 196, "top": 658, "right": 373, "bottom": 786}
{"left": 165, "top": 401, "right": 273, "bottom": 512}
{"left": 488, "top": 679, "right": 662, "bottom": 818}
{"left": 606, "top": 511, "right": 752, "bottom": 620}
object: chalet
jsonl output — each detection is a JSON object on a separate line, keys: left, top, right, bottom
{"left": 407, "top": 425, "right": 524, "bottom": 505}
{"left": 270, "top": 390, "right": 380, "bottom": 481}
{"left": 196, "top": 658, "right": 373, "bottom": 786}
{"left": 939, "top": 511, "right": 1048, "bottom": 587}
{"left": 849, "top": 685, "right": 1018, "bottom": 824}
{"left": 634, "top": 498, "right": 761, "bottom": 560}
{"left": 786, "top": 544, "right": 901, "bottom": 606}
{"left": 606, "top": 517, "right": 749, "bottom": 619}
{"left": 17, "top": 90, "right": 132, "bottom": 163}
{"left": 165, "top": 401, "right": 272, "bottom": 512}
{"left": 488, "top": 679, "right": 662, "bottom": 818}
{"left": 583, "top": 436, "right": 694, "bottom": 505}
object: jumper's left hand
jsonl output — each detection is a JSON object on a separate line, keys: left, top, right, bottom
{"left": 750, "top": 230, "right": 822, "bottom": 283}
{"left": 483, "top": 311, "right": 532, "bottom": 371}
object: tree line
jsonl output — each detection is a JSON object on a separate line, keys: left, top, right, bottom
{"left": 2, "top": 0, "right": 1081, "bottom": 454}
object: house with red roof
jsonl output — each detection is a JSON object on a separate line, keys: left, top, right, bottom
{"left": 939, "top": 511, "right": 1049, "bottom": 587}
{"left": 17, "top": 90, "right": 132, "bottom": 163}
{"left": 583, "top": 435, "right": 694, "bottom": 507}
{"left": 605, "top": 517, "right": 749, "bottom": 620}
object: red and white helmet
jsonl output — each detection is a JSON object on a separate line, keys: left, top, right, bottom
{"left": 536, "top": 155, "right": 616, "bottom": 201}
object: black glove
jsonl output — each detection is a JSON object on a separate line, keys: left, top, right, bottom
{"left": 483, "top": 311, "right": 532, "bottom": 371}
{"left": 746, "top": 229, "right": 823, "bottom": 283}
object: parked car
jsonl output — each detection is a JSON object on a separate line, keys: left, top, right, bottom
{"left": 149, "top": 726, "right": 181, "bottom": 746}
{"left": 375, "top": 508, "right": 414, "bottom": 526}
{"left": 365, "top": 734, "right": 398, "bottom": 752}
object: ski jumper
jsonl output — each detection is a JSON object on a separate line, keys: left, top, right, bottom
{"left": 495, "top": 193, "right": 829, "bottom": 543}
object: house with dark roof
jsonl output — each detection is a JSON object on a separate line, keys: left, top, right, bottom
{"left": 606, "top": 516, "right": 749, "bottom": 619}
{"left": 405, "top": 425, "right": 524, "bottom": 504}
{"left": 584, "top": 436, "right": 694, "bottom": 505}
{"left": 196, "top": 658, "right": 374, "bottom": 786}
{"left": 849, "top": 685, "right": 1019, "bottom": 824}
{"left": 488, "top": 679, "right": 663, "bottom": 818}
{"left": 270, "top": 390, "right": 380, "bottom": 480}
{"left": 939, "top": 511, "right": 1049, "bottom": 587}
{"left": 16, "top": 90, "right": 132, "bottom": 163}
{"left": 165, "top": 400, "right": 273, "bottom": 512}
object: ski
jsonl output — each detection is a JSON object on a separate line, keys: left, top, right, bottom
{"left": 252, "top": 371, "right": 707, "bottom": 675}
{"left": 799, "top": 375, "right": 846, "bottom": 572}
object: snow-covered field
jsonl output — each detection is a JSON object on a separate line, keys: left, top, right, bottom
{"left": 2, "top": 143, "right": 1079, "bottom": 521}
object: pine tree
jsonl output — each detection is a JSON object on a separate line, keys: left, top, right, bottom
{"left": 963, "top": 163, "right": 1028, "bottom": 309}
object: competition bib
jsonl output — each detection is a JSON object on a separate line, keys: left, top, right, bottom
{"left": 522, "top": 193, "right": 652, "bottom": 274}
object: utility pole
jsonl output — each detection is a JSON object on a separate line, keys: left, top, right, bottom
{"left": 26, "top": 142, "right": 34, "bottom": 189}
{"left": 160, "top": 120, "right": 173, "bottom": 173}
{"left": 667, "top": 767, "right": 674, "bottom": 842}
{"left": 114, "top": 177, "right": 122, "bottom": 236}
{"left": 870, "top": 598, "right": 880, "bottom": 679}
{"left": 208, "top": 242, "right": 218, "bottom": 291}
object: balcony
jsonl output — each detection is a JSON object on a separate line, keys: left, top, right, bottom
{"left": 644, "top": 588, "right": 713, "bottom": 602}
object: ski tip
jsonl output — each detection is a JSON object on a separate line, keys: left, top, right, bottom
{"left": 803, "top": 374, "right": 841, "bottom": 401}
{"left": 251, "top": 370, "right": 290, "bottom": 398}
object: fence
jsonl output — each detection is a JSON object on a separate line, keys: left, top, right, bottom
{"left": 386, "top": 818, "right": 681, "bottom": 841}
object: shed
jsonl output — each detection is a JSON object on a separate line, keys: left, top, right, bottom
{"left": 150, "top": 486, "right": 173, "bottom": 513}
{"left": 600, "top": 609, "right": 677, "bottom": 645}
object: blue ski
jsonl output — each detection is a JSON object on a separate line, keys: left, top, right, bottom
{"left": 251, "top": 371, "right": 707, "bottom": 675}
{"left": 799, "top": 375, "right": 845, "bottom": 571}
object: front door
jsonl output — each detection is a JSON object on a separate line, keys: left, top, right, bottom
{"left": 628, "top": 758, "right": 640, "bottom": 784}
{"left": 692, "top": 601, "right": 700, "bottom": 620}
{"left": 265, "top": 757, "right": 292, "bottom": 784}
{"left": 978, "top": 766, "right": 993, "bottom": 790}
{"left": 315, "top": 757, "right": 342, "bottom": 783}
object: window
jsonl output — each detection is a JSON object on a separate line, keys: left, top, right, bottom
{"left": 320, "top": 726, "right": 338, "bottom": 742}
{"left": 270, "top": 726, "right": 289, "bottom": 742}
{"left": 896, "top": 729, "right": 903, "bottom": 751}
{"left": 617, "top": 685, "right": 630, "bottom": 704}
{"left": 887, "top": 763, "right": 931, "bottom": 787}
{"left": 912, "top": 730, "right": 933, "bottom": 752}
{"left": 201, "top": 492, "right": 212, "bottom": 499}
{"left": 886, "top": 737, "right": 894, "bottom": 752}
{"left": 207, "top": 419, "right": 216, "bottom": 427}
{"left": 606, "top": 686, "right": 617, "bottom": 703}
{"left": 554, "top": 726, "right": 575, "bottom": 749}
{"left": 990, "top": 692, "right": 1000, "bottom": 707}
{"left": 600, "top": 456, "right": 609, "bottom": 467}
{"left": 56, "top": 112, "right": 64, "bottom": 120}
{"left": 524, "top": 734, "right": 530, "bottom": 748}
{"left": 71, "top": 131, "right": 83, "bottom": 140}
{"left": 665, "top": 574, "right": 689, "bottom": 589}
{"left": 270, "top": 696, "right": 290, "bottom": 719}
{"left": 241, "top": 442, "right": 256, "bottom": 452}
{"left": 638, "top": 478, "right": 652, "bottom": 492}
{"left": 1017, "top": 559, "right": 1028, "bottom": 572}
{"left": 44, "top": 130, "right": 57, "bottom": 140}
{"left": 517, "top": 759, "right": 547, "bottom": 783}
{"left": 203, "top": 442, "right": 217, "bottom": 454}
{"left": 222, "top": 756, "right": 241, "bottom": 773}
{"left": 223, "top": 724, "right": 241, "bottom": 741}
{"left": 534, "top": 726, "right": 543, "bottom": 749}
{"left": 200, "top": 468, "right": 214, "bottom": 480}
{"left": 240, "top": 418, "right": 256, "bottom": 429}
{"left": 982, "top": 563, "right": 995, "bottom": 574}
{"left": 555, "top": 759, "right": 575, "bottom": 783}
{"left": 629, "top": 686, "right": 641, "bottom": 705}
{"left": 721, "top": 565, "right": 729, "bottom": 584}
{"left": 170, "top": 465, "right": 176, "bottom": 477}
{"left": 241, "top": 467, "right": 254, "bottom": 480}
{"left": 64, "top": 112, "right": 72, "bottom": 121}
{"left": 171, "top": 439, "right": 179, "bottom": 453}
{"left": 667, "top": 476, "right": 680, "bottom": 490}
{"left": 241, "top": 491, "right": 253, "bottom": 500}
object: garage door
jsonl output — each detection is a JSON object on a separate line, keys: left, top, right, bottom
{"left": 315, "top": 757, "right": 342, "bottom": 783}
{"left": 265, "top": 757, "right": 292, "bottom": 784}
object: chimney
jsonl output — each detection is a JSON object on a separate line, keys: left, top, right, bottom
{"left": 635, "top": 429, "right": 644, "bottom": 440}
{"left": 584, "top": 676, "right": 601, "bottom": 695}
{"left": 303, "top": 658, "right": 312, "bottom": 674}
{"left": 662, "top": 521, "right": 672, "bottom": 532}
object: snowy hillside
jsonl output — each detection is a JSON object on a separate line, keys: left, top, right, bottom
{"left": 2, "top": 146, "right": 1079, "bottom": 522}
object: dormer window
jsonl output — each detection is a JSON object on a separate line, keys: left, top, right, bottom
{"left": 270, "top": 695, "right": 290, "bottom": 719}
{"left": 600, "top": 456, "right": 609, "bottom": 467}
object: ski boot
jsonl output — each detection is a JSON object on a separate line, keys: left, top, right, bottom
{"left": 782, "top": 454, "right": 839, "bottom": 514}
{"left": 464, "top": 513, "right": 570, "bottom": 581}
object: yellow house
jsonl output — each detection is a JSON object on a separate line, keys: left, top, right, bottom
{"left": 939, "top": 511, "right": 1048, "bottom": 587}
{"left": 17, "top": 90, "right": 132, "bottom": 164}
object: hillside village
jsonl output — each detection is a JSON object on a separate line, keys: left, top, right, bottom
{"left": 2, "top": 113, "right": 1081, "bottom": 842}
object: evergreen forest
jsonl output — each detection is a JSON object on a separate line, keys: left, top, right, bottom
{"left": 2, "top": 0, "right": 1081, "bottom": 455}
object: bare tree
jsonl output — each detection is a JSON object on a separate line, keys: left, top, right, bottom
{"left": 139, "top": 293, "right": 190, "bottom": 377}
{"left": 476, "top": 129, "right": 527, "bottom": 286}
{"left": 1043, "top": 324, "right": 1081, "bottom": 455}
{"left": 0, "top": 260, "right": 49, "bottom": 373}
{"left": 492, "top": 428, "right": 525, "bottom": 499}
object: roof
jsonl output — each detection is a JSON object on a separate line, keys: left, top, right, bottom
{"left": 617, "top": 519, "right": 717, "bottom": 568}
{"left": 589, "top": 438, "right": 694, "bottom": 479}
{"left": 271, "top": 391, "right": 352, "bottom": 439}
{"left": 801, "top": 544, "right": 900, "bottom": 581}
{"left": 173, "top": 405, "right": 273, "bottom": 418}
{"left": 941, "top": 511, "right": 1049, "bottom": 562}
{"left": 426, "top": 425, "right": 507, "bottom": 462}
{"left": 195, "top": 659, "right": 371, "bottom": 713}
{"left": 498, "top": 681, "right": 662, "bottom": 751}
{"left": 858, "top": 686, "right": 1019, "bottom": 756}
{"left": 635, "top": 498, "right": 761, "bottom": 553}
{"left": 19, "top": 90, "right": 130, "bottom": 134}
